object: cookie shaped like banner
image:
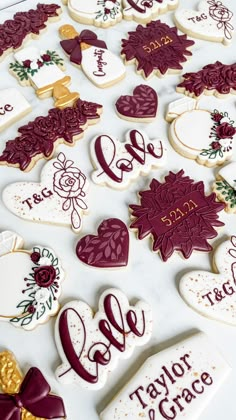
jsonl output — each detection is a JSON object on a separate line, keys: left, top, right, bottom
{"left": 100, "top": 332, "right": 230, "bottom": 420}
{"left": 174, "top": 0, "right": 234, "bottom": 46}
{"left": 90, "top": 129, "right": 167, "bottom": 189}
{"left": 0, "top": 231, "right": 64, "bottom": 330}
{"left": 0, "top": 88, "right": 31, "bottom": 132}
{"left": 115, "top": 85, "right": 158, "bottom": 122}
{"left": 180, "top": 236, "right": 236, "bottom": 325}
{"left": 122, "top": 0, "right": 179, "bottom": 23}
{"left": 213, "top": 162, "right": 236, "bottom": 212}
{"left": 3, "top": 153, "right": 89, "bottom": 233}
{"left": 55, "top": 288, "right": 152, "bottom": 389}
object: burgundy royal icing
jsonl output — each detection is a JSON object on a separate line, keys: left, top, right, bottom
{"left": 121, "top": 20, "right": 195, "bottom": 78}
{"left": 0, "top": 99, "right": 102, "bottom": 171}
{"left": 177, "top": 61, "right": 236, "bottom": 96}
{"left": 0, "top": 4, "right": 61, "bottom": 58}
{"left": 76, "top": 218, "right": 129, "bottom": 268}
{"left": 115, "top": 85, "right": 158, "bottom": 119}
{"left": 130, "top": 170, "right": 225, "bottom": 261}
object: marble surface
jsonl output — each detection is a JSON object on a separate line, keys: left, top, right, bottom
{"left": 0, "top": 0, "right": 236, "bottom": 419}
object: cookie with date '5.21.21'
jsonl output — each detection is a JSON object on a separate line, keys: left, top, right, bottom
{"left": 122, "top": 0, "right": 179, "bottom": 23}
{"left": 121, "top": 20, "right": 194, "bottom": 79}
{"left": 115, "top": 85, "right": 158, "bottom": 122}
{"left": 100, "top": 332, "right": 231, "bottom": 420}
{"left": 129, "top": 170, "right": 225, "bottom": 261}
{"left": 213, "top": 162, "right": 236, "bottom": 213}
{"left": 0, "top": 231, "right": 64, "bottom": 331}
{"left": 90, "top": 129, "right": 167, "bottom": 189}
{"left": 180, "top": 236, "right": 236, "bottom": 326}
{"left": 3, "top": 153, "right": 89, "bottom": 233}
{"left": 55, "top": 288, "right": 152, "bottom": 389}
{"left": 76, "top": 218, "right": 129, "bottom": 268}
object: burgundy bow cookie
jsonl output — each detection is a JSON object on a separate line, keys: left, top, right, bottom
{"left": 60, "top": 30, "right": 107, "bottom": 65}
{"left": 0, "top": 367, "right": 66, "bottom": 420}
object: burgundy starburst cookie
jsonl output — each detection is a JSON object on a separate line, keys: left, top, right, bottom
{"left": 129, "top": 170, "right": 225, "bottom": 261}
{"left": 121, "top": 20, "right": 195, "bottom": 79}
{"left": 76, "top": 218, "right": 129, "bottom": 268}
{"left": 115, "top": 85, "right": 158, "bottom": 122}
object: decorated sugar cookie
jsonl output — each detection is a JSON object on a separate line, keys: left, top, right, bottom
{"left": 0, "top": 350, "right": 66, "bottom": 419}
{"left": 121, "top": 20, "right": 194, "bottom": 79}
{"left": 0, "top": 88, "right": 31, "bottom": 132}
{"left": 177, "top": 61, "right": 236, "bottom": 98}
{"left": 180, "top": 236, "right": 236, "bottom": 326}
{"left": 3, "top": 153, "right": 89, "bottom": 233}
{"left": 0, "top": 231, "right": 64, "bottom": 330}
{"left": 59, "top": 24, "right": 126, "bottom": 88}
{"left": 91, "top": 129, "right": 167, "bottom": 189}
{"left": 123, "top": 0, "right": 179, "bottom": 23}
{"left": 62, "top": 0, "right": 122, "bottom": 28}
{"left": 76, "top": 218, "right": 129, "bottom": 268}
{"left": 55, "top": 288, "right": 152, "bottom": 389}
{"left": 0, "top": 98, "right": 102, "bottom": 171}
{"left": 100, "top": 332, "right": 231, "bottom": 420}
{"left": 213, "top": 162, "right": 236, "bottom": 212}
{"left": 9, "top": 47, "right": 79, "bottom": 108}
{"left": 115, "top": 85, "right": 158, "bottom": 122}
{"left": 130, "top": 170, "right": 225, "bottom": 261}
{"left": 174, "top": 0, "right": 234, "bottom": 46}
{"left": 166, "top": 97, "right": 236, "bottom": 167}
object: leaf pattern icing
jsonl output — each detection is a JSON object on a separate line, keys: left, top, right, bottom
{"left": 115, "top": 85, "right": 158, "bottom": 120}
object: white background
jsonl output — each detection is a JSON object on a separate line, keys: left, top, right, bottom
{"left": 0, "top": 0, "right": 236, "bottom": 419}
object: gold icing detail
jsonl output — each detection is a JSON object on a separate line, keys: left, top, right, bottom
{"left": 59, "top": 24, "right": 91, "bottom": 51}
{"left": 36, "top": 76, "right": 79, "bottom": 109}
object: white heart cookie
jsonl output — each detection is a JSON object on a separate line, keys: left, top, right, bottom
{"left": 100, "top": 332, "right": 231, "bottom": 420}
{"left": 63, "top": 0, "right": 122, "bottom": 27}
{"left": 174, "top": 0, "right": 234, "bottom": 45}
{"left": 0, "top": 231, "right": 64, "bottom": 330}
{"left": 180, "top": 236, "right": 236, "bottom": 325}
{"left": 3, "top": 152, "right": 89, "bottom": 232}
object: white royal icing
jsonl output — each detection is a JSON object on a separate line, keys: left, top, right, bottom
{"left": 55, "top": 288, "right": 152, "bottom": 389}
{"left": 100, "top": 332, "right": 230, "bottom": 420}
{"left": 218, "top": 162, "right": 236, "bottom": 190}
{"left": 66, "top": 0, "right": 122, "bottom": 26}
{"left": 2, "top": 152, "right": 89, "bottom": 233}
{"left": 0, "top": 88, "right": 31, "bottom": 132}
{"left": 123, "top": 0, "right": 178, "bottom": 22}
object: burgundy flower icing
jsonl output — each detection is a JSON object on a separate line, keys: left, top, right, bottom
{"left": 130, "top": 170, "right": 225, "bottom": 261}
{"left": 115, "top": 85, "right": 158, "bottom": 120}
{"left": 121, "top": 20, "right": 194, "bottom": 78}
{"left": 76, "top": 218, "right": 129, "bottom": 268}
{"left": 215, "top": 122, "right": 236, "bottom": 139}
{"left": 0, "top": 98, "right": 102, "bottom": 171}
{"left": 34, "top": 265, "right": 56, "bottom": 288}
{"left": 0, "top": 4, "right": 61, "bottom": 58}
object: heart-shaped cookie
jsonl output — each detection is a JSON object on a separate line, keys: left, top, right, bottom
{"left": 115, "top": 85, "right": 158, "bottom": 122}
{"left": 179, "top": 236, "right": 236, "bottom": 325}
{"left": 76, "top": 218, "right": 129, "bottom": 268}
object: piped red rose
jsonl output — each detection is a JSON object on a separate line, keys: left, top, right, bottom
{"left": 216, "top": 122, "right": 236, "bottom": 139}
{"left": 34, "top": 265, "right": 56, "bottom": 288}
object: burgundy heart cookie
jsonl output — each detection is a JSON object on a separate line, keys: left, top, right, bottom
{"left": 115, "top": 85, "right": 158, "bottom": 122}
{"left": 76, "top": 218, "right": 129, "bottom": 268}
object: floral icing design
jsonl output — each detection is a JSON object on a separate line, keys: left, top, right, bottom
{"left": 115, "top": 85, "right": 158, "bottom": 120}
{"left": 53, "top": 153, "right": 88, "bottom": 231}
{"left": 207, "top": 0, "right": 234, "bottom": 40}
{"left": 121, "top": 20, "right": 194, "bottom": 78}
{"left": 95, "top": 0, "right": 121, "bottom": 22}
{"left": 200, "top": 110, "right": 236, "bottom": 160}
{"left": 215, "top": 179, "right": 236, "bottom": 210}
{"left": 10, "top": 246, "right": 63, "bottom": 328}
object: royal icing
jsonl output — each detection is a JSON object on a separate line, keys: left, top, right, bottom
{"left": 59, "top": 25, "right": 126, "bottom": 88}
{"left": 62, "top": 0, "right": 122, "bottom": 27}
{"left": 123, "top": 0, "right": 179, "bottom": 22}
{"left": 180, "top": 236, "right": 236, "bottom": 325}
{"left": 3, "top": 153, "right": 89, "bottom": 233}
{"left": 0, "top": 231, "right": 64, "bottom": 330}
{"left": 177, "top": 61, "right": 236, "bottom": 98}
{"left": 0, "top": 98, "right": 102, "bottom": 171}
{"left": 100, "top": 332, "right": 231, "bottom": 420}
{"left": 91, "top": 129, "right": 167, "bottom": 189}
{"left": 174, "top": 0, "right": 234, "bottom": 46}
{"left": 0, "top": 88, "right": 31, "bottom": 132}
{"left": 130, "top": 170, "right": 225, "bottom": 261}
{"left": 0, "top": 350, "right": 66, "bottom": 419}
{"left": 166, "top": 97, "right": 236, "bottom": 167}
{"left": 121, "top": 20, "right": 194, "bottom": 79}
{"left": 76, "top": 218, "right": 129, "bottom": 268}
{"left": 55, "top": 288, "right": 152, "bottom": 389}
{"left": 115, "top": 85, "right": 158, "bottom": 121}
{"left": 213, "top": 162, "right": 236, "bottom": 212}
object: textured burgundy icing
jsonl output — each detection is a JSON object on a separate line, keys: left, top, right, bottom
{"left": 115, "top": 85, "right": 158, "bottom": 119}
{"left": 130, "top": 170, "right": 225, "bottom": 261}
{"left": 76, "top": 218, "right": 129, "bottom": 268}
{"left": 0, "top": 99, "right": 102, "bottom": 171}
{"left": 121, "top": 20, "right": 195, "bottom": 78}
{"left": 0, "top": 367, "right": 66, "bottom": 419}
{"left": 0, "top": 4, "right": 61, "bottom": 58}
{"left": 177, "top": 61, "right": 236, "bottom": 96}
